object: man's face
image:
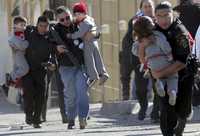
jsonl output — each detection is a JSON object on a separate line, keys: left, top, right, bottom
{"left": 57, "top": 12, "right": 71, "bottom": 27}
{"left": 155, "top": 9, "right": 173, "bottom": 30}
{"left": 37, "top": 22, "right": 49, "bottom": 35}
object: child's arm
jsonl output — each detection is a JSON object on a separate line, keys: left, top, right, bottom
{"left": 8, "top": 39, "right": 28, "bottom": 51}
{"left": 156, "top": 31, "right": 173, "bottom": 61}
{"left": 69, "top": 22, "right": 92, "bottom": 39}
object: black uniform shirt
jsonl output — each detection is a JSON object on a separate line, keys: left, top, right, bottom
{"left": 25, "top": 26, "right": 55, "bottom": 71}
{"left": 155, "top": 18, "right": 191, "bottom": 78}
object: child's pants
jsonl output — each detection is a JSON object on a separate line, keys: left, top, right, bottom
{"left": 83, "top": 41, "right": 108, "bottom": 80}
{"left": 11, "top": 52, "right": 29, "bottom": 80}
{"left": 156, "top": 73, "right": 178, "bottom": 94}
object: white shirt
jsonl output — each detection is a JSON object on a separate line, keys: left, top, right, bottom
{"left": 192, "top": 25, "right": 200, "bottom": 60}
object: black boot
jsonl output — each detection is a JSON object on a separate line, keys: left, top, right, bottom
{"left": 33, "top": 123, "right": 42, "bottom": 128}
{"left": 62, "top": 115, "right": 68, "bottom": 124}
{"left": 25, "top": 115, "right": 33, "bottom": 125}
{"left": 138, "top": 109, "right": 146, "bottom": 121}
{"left": 174, "top": 118, "right": 186, "bottom": 136}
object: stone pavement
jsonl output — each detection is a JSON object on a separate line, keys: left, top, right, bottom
{"left": 1, "top": 91, "right": 200, "bottom": 136}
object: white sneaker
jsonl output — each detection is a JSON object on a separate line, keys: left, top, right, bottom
{"left": 168, "top": 91, "right": 177, "bottom": 106}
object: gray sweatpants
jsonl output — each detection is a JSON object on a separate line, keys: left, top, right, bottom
{"left": 156, "top": 73, "right": 178, "bottom": 94}
{"left": 83, "top": 41, "right": 107, "bottom": 80}
{"left": 8, "top": 36, "right": 29, "bottom": 80}
{"left": 10, "top": 51, "right": 29, "bottom": 80}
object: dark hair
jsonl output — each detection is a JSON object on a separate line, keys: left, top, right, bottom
{"left": 37, "top": 16, "right": 49, "bottom": 24}
{"left": 42, "top": 9, "right": 55, "bottom": 21}
{"left": 155, "top": 1, "right": 173, "bottom": 12}
{"left": 13, "top": 16, "right": 27, "bottom": 24}
{"left": 132, "top": 16, "right": 154, "bottom": 41}
{"left": 56, "top": 6, "right": 70, "bottom": 15}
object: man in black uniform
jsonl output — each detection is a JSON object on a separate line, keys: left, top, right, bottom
{"left": 23, "top": 16, "right": 55, "bottom": 128}
{"left": 150, "top": 2, "right": 193, "bottom": 136}
{"left": 41, "top": 9, "right": 68, "bottom": 124}
{"left": 173, "top": 0, "right": 200, "bottom": 38}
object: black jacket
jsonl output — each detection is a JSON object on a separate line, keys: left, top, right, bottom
{"left": 54, "top": 23, "right": 84, "bottom": 67}
{"left": 174, "top": 3, "right": 200, "bottom": 37}
{"left": 25, "top": 26, "right": 55, "bottom": 71}
{"left": 155, "top": 19, "right": 191, "bottom": 78}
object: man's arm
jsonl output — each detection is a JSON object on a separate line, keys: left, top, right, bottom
{"left": 69, "top": 22, "right": 91, "bottom": 39}
{"left": 151, "top": 61, "right": 185, "bottom": 79}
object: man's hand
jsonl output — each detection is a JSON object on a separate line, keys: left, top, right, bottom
{"left": 66, "top": 33, "right": 71, "bottom": 38}
{"left": 47, "top": 64, "right": 56, "bottom": 71}
{"left": 151, "top": 71, "right": 163, "bottom": 79}
{"left": 151, "top": 61, "right": 186, "bottom": 79}
{"left": 84, "top": 31, "right": 96, "bottom": 41}
{"left": 56, "top": 45, "right": 66, "bottom": 54}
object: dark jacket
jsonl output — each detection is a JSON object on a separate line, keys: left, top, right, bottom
{"left": 174, "top": 2, "right": 200, "bottom": 37}
{"left": 54, "top": 23, "right": 84, "bottom": 67}
{"left": 25, "top": 26, "right": 55, "bottom": 71}
{"left": 155, "top": 18, "right": 191, "bottom": 78}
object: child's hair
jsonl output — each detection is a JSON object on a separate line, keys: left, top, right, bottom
{"left": 13, "top": 16, "right": 27, "bottom": 25}
{"left": 132, "top": 16, "right": 154, "bottom": 41}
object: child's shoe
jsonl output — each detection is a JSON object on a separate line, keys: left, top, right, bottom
{"left": 168, "top": 90, "right": 177, "bottom": 106}
{"left": 99, "top": 73, "right": 109, "bottom": 85}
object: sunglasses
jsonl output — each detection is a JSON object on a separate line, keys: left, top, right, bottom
{"left": 60, "top": 16, "right": 70, "bottom": 22}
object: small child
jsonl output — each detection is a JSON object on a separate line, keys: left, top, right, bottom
{"left": 7, "top": 16, "right": 29, "bottom": 86}
{"left": 67, "top": 2, "right": 109, "bottom": 87}
{"left": 132, "top": 16, "right": 178, "bottom": 106}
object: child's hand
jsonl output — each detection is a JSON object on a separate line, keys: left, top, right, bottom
{"left": 56, "top": 45, "right": 66, "bottom": 54}
{"left": 84, "top": 31, "right": 95, "bottom": 41}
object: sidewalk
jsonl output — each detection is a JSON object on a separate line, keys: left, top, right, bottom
{"left": 0, "top": 91, "right": 200, "bottom": 136}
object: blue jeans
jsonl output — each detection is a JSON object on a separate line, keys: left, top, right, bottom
{"left": 59, "top": 66, "right": 89, "bottom": 120}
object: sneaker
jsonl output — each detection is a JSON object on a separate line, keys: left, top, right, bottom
{"left": 87, "top": 78, "right": 97, "bottom": 88}
{"left": 79, "top": 118, "right": 87, "bottom": 129}
{"left": 155, "top": 80, "right": 165, "bottom": 97}
{"left": 168, "top": 91, "right": 176, "bottom": 106}
{"left": 68, "top": 120, "right": 75, "bottom": 129}
{"left": 99, "top": 74, "right": 109, "bottom": 85}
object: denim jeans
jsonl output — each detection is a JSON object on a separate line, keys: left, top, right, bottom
{"left": 59, "top": 66, "right": 89, "bottom": 120}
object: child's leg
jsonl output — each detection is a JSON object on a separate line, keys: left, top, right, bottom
{"left": 10, "top": 53, "right": 29, "bottom": 80}
{"left": 83, "top": 42, "right": 99, "bottom": 81}
{"left": 167, "top": 74, "right": 178, "bottom": 106}
{"left": 93, "top": 42, "right": 109, "bottom": 85}
{"left": 155, "top": 79, "right": 165, "bottom": 97}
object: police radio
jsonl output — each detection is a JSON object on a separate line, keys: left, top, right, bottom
{"left": 186, "top": 39, "right": 200, "bottom": 75}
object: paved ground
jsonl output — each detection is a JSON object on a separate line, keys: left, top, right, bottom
{"left": 1, "top": 91, "right": 200, "bottom": 136}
